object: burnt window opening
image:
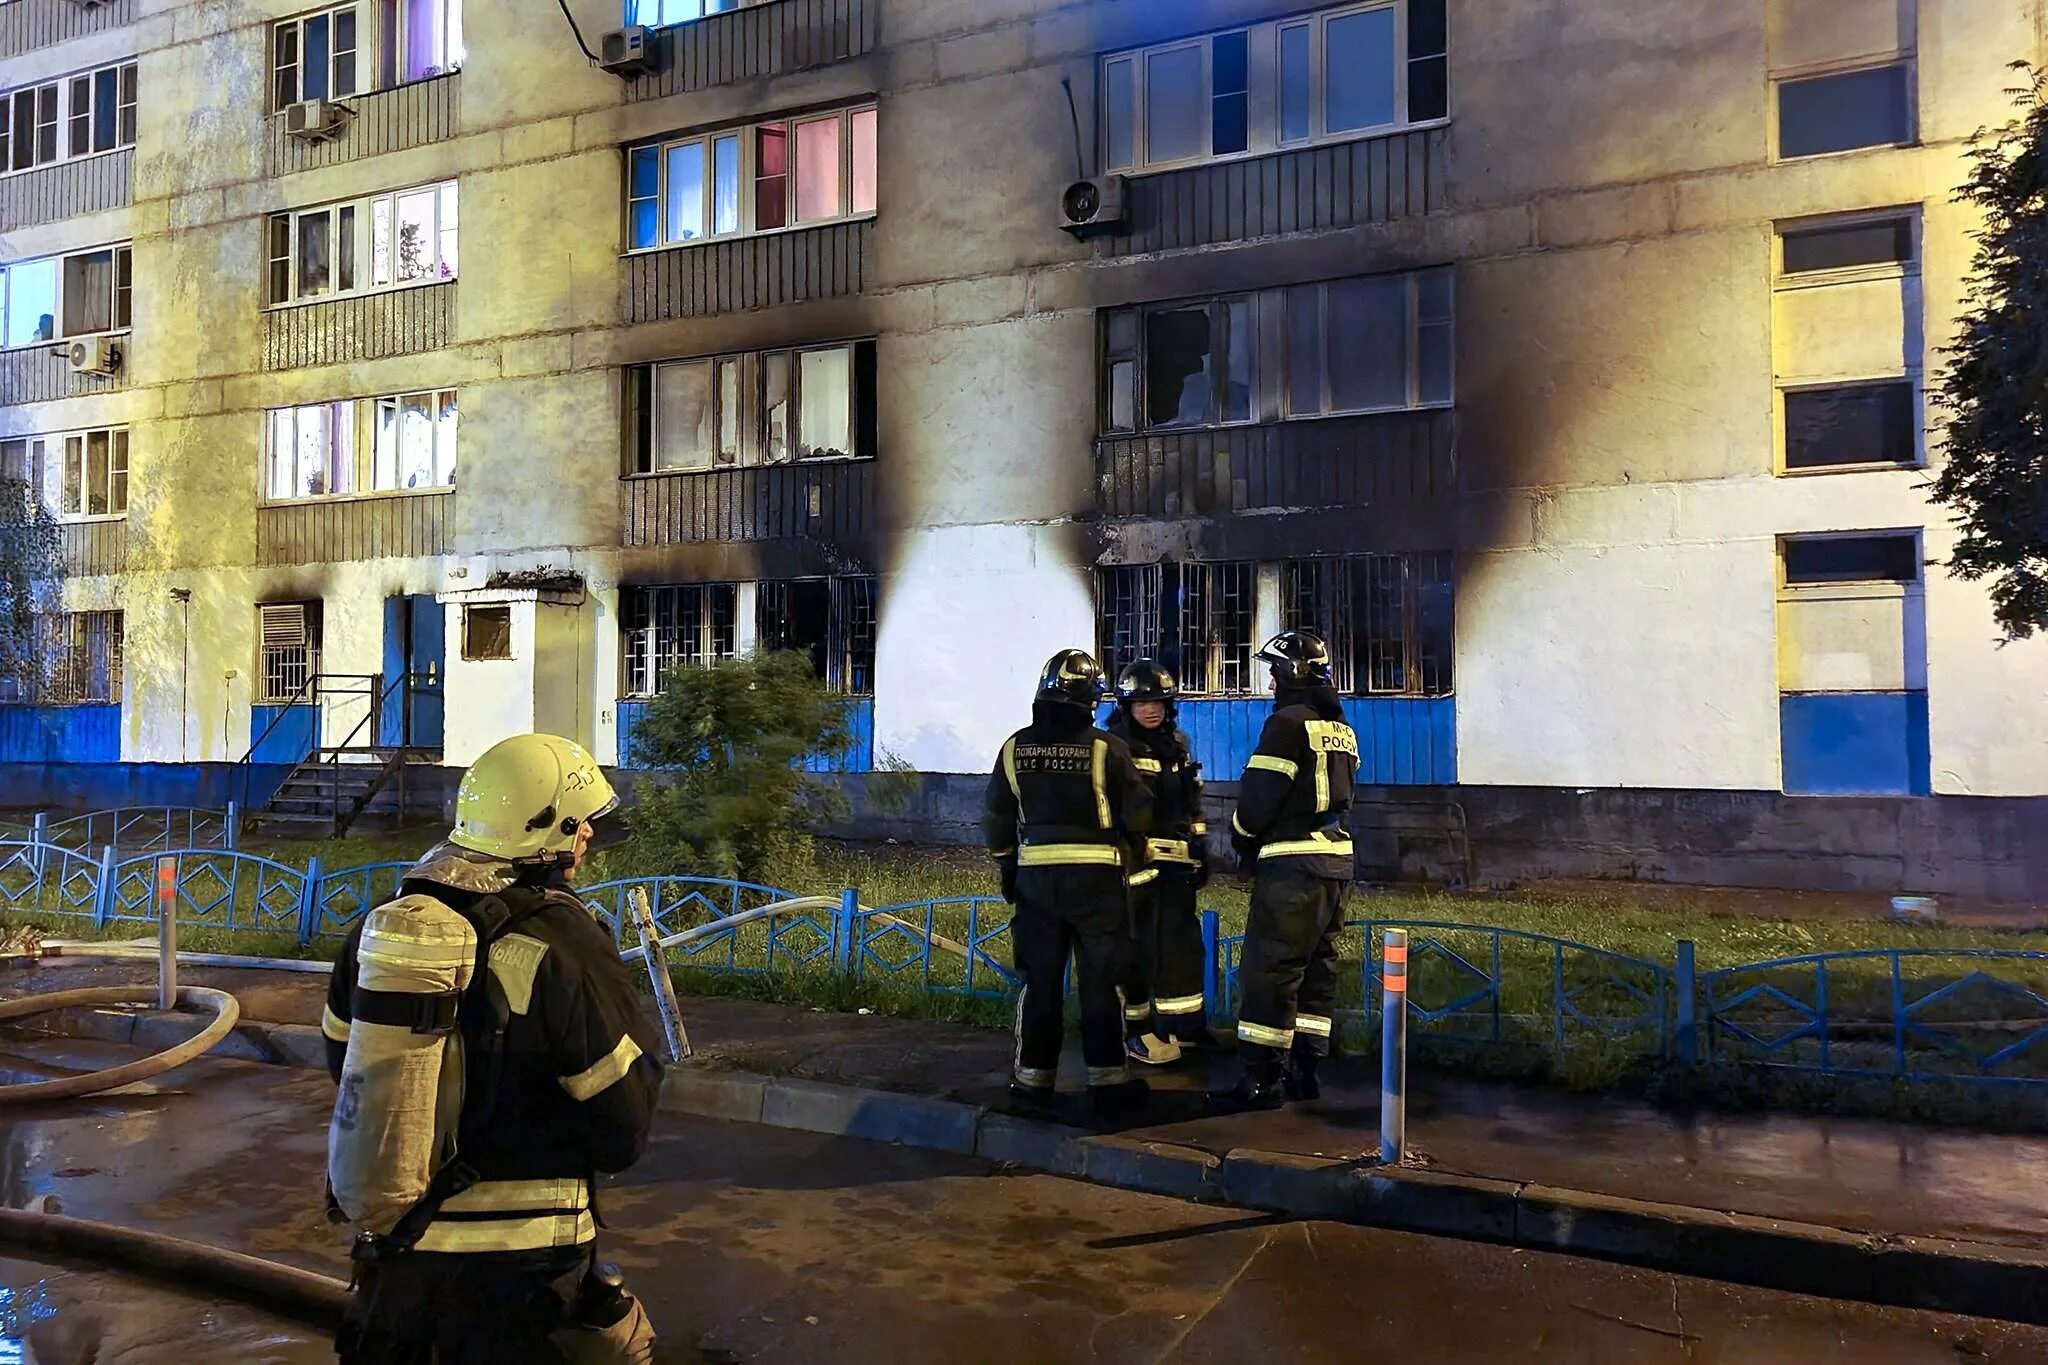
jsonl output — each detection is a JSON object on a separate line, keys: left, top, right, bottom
{"left": 621, "top": 583, "right": 738, "bottom": 697}
{"left": 1776, "top": 63, "right": 1914, "bottom": 160}
{"left": 1781, "top": 534, "right": 1922, "bottom": 587}
{"left": 1283, "top": 554, "right": 1454, "bottom": 697}
{"left": 1102, "top": 268, "right": 1453, "bottom": 436}
{"left": 461, "top": 605, "right": 513, "bottom": 661}
{"left": 629, "top": 339, "right": 878, "bottom": 474}
{"left": 1784, "top": 382, "right": 1918, "bottom": 470}
{"left": 1095, "top": 561, "right": 1255, "bottom": 697}
{"left": 0, "top": 611, "right": 123, "bottom": 706}
{"left": 757, "top": 576, "right": 876, "bottom": 696}
{"left": 258, "top": 601, "right": 322, "bottom": 703}
{"left": 1780, "top": 216, "right": 1916, "bottom": 276}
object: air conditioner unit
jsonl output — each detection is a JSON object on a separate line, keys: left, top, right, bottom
{"left": 284, "top": 99, "right": 352, "bottom": 142}
{"left": 599, "top": 26, "right": 655, "bottom": 77}
{"left": 67, "top": 337, "right": 120, "bottom": 376}
{"left": 1059, "top": 176, "right": 1128, "bottom": 236}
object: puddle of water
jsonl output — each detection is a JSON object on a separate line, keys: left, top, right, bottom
{"left": 0, "top": 1259, "right": 329, "bottom": 1365}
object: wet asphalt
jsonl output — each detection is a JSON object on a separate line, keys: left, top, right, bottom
{"left": 0, "top": 1038, "right": 2037, "bottom": 1362}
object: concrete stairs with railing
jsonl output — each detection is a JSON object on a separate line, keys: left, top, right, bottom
{"left": 244, "top": 746, "right": 432, "bottom": 840}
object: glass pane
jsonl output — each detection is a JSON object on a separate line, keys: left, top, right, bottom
{"left": 630, "top": 144, "right": 659, "bottom": 198}
{"left": 762, "top": 352, "right": 791, "bottom": 462}
{"left": 335, "top": 9, "right": 358, "bottom": 94}
{"left": 119, "top": 66, "right": 136, "bottom": 144}
{"left": 447, "top": 0, "right": 466, "bottom": 71}
{"left": 437, "top": 182, "right": 457, "bottom": 276}
{"left": 665, "top": 141, "right": 706, "bottom": 242}
{"left": 62, "top": 250, "right": 113, "bottom": 335}
{"left": 1222, "top": 299, "right": 1253, "bottom": 422}
{"left": 1212, "top": 32, "right": 1248, "bottom": 156}
{"left": 399, "top": 392, "right": 435, "bottom": 488}
{"left": 1326, "top": 8, "right": 1396, "bottom": 133}
{"left": 850, "top": 108, "right": 877, "bottom": 215}
{"left": 296, "top": 406, "right": 329, "bottom": 496}
{"left": 110, "top": 430, "right": 128, "bottom": 512}
{"left": 93, "top": 70, "right": 117, "bottom": 151}
{"left": 269, "top": 411, "right": 296, "bottom": 499}
{"left": 85, "top": 431, "right": 109, "bottom": 516}
{"left": 373, "top": 399, "right": 398, "bottom": 489}
{"left": 1108, "top": 359, "right": 1135, "bottom": 432}
{"left": 1782, "top": 534, "right": 1921, "bottom": 584}
{"left": 712, "top": 135, "right": 741, "bottom": 234}
{"left": 372, "top": 196, "right": 393, "bottom": 282}
{"left": 1777, "top": 64, "right": 1913, "bottom": 159}
{"left": 5, "top": 259, "right": 57, "bottom": 345}
{"left": 798, "top": 348, "right": 851, "bottom": 457}
{"left": 337, "top": 205, "right": 356, "bottom": 290}
{"left": 1784, "top": 383, "right": 1915, "bottom": 468}
{"left": 654, "top": 361, "right": 716, "bottom": 470}
{"left": 1144, "top": 307, "right": 1214, "bottom": 427}
{"left": 1106, "top": 309, "right": 1138, "bottom": 356}
{"left": 716, "top": 358, "right": 740, "bottom": 463}
{"left": 68, "top": 77, "right": 87, "bottom": 159}
{"left": 1286, "top": 284, "right": 1323, "bottom": 415}
{"left": 304, "top": 14, "right": 331, "bottom": 101}
{"left": 299, "top": 211, "right": 331, "bottom": 295}
{"left": 62, "top": 437, "right": 80, "bottom": 514}
{"left": 274, "top": 26, "right": 299, "bottom": 108}
{"left": 406, "top": 0, "right": 441, "bottom": 80}
{"left": 437, "top": 391, "right": 458, "bottom": 484}
{"left": 1280, "top": 25, "right": 1311, "bottom": 141}
{"left": 1104, "top": 59, "right": 1134, "bottom": 170}
{"left": 396, "top": 190, "right": 436, "bottom": 280}
{"left": 34, "top": 87, "right": 55, "bottom": 164}
{"left": 756, "top": 124, "right": 789, "bottom": 231}
{"left": 794, "top": 117, "right": 842, "bottom": 223}
{"left": 1145, "top": 45, "right": 1205, "bottom": 164}
{"left": 1782, "top": 218, "right": 1915, "bottom": 273}
{"left": 1417, "top": 267, "right": 1453, "bottom": 323}
{"left": 1408, "top": 55, "right": 1448, "bottom": 122}
{"left": 1419, "top": 321, "right": 1452, "bottom": 404}
{"left": 1327, "top": 275, "right": 1409, "bottom": 410}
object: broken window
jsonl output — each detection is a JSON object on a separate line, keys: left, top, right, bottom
{"left": 1777, "top": 63, "right": 1913, "bottom": 160}
{"left": 621, "top": 583, "right": 738, "bottom": 696}
{"left": 633, "top": 341, "right": 877, "bottom": 473}
{"left": 1124, "top": 299, "right": 1252, "bottom": 430}
{"left": 1095, "top": 561, "right": 1255, "bottom": 697}
{"left": 461, "top": 605, "right": 513, "bottom": 661}
{"left": 757, "top": 576, "right": 876, "bottom": 695}
{"left": 1284, "top": 554, "right": 1455, "bottom": 696}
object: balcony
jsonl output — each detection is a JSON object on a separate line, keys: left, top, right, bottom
{"left": 1094, "top": 409, "right": 1456, "bottom": 520}
{"left": 1099, "top": 126, "right": 1447, "bottom": 259}
{"left": 621, "top": 458, "right": 872, "bottom": 547}
{"left": 264, "top": 74, "right": 461, "bottom": 178}
{"left": 625, "top": 0, "right": 874, "bottom": 102}
{"left": 0, "top": 149, "right": 133, "bottom": 231}
{"left": 0, "top": 337, "right": 130, "bottom": 406}
{"left": 257, "top": 491, "right": 453, "bottom": 566}
{"left": 61, "top": 519, "right": 126, "bottom": 577}
{"left": 623, "top": 219, "right": 871, "bottom": 324}
{"left": 0, "top": 0, "right": 134, "bottom": 59}
{"left": 262, "top": 282, "right": 454, "bottom": 371}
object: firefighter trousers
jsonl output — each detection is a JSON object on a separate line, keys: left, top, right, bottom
{"left": 338, "top": 1244, "right": 592, "bottom": 1364}
{"left": 1124, "top": 871, "right": 1209, "bottom": 1042}
{"left": 1010, "top": 864, "right": 1134, "bottom": 1089}
{"left": 1234, "top": 866, "right": 1348, "bottom": 1066}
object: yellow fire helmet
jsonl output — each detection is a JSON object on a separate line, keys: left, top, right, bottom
{"left": 450, "top": 733, "right": 620, "bottom": 864}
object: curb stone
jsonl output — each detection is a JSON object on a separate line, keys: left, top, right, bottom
{"left": 13, "top": 1008, "right": 2048, "bottom": 1325}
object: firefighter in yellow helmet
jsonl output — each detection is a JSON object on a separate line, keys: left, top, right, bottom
{"left": 326, "top": 733, "right": 663, "bottom": 1364}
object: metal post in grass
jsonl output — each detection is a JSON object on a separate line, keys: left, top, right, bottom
{"left": 297, "top": 857, "right": 324, "bottom": 945}
{"left": 1674, "top": 941, "right": 1699, "bottom": 1065}
{"left": 223, "top": 802, "right": 238, "bottom": 852}
{"left": 630, "top": 886, "right": 691, "bottom": 1062}
{"left": 155, "top": 855, "right": 179, "bottom": 1011}
{"left": 1200, "top": 910, "right": 1220, "bottom": 1024}
{"left": 1379, "top": 927, "right": 1409, "bottom": 1166}
{"left": 92, "top": 845, "right": 115, "bottom": 929}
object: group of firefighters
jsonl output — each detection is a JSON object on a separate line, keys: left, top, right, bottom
{"left": 986, "top": 629, "right": 1358, "bottom": 1113}
{"left": 317, "top": 626, "right": 1357, "bottom": 1361}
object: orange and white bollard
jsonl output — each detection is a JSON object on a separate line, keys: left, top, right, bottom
{"left": 1379, "top": 927, "right": 1408, "bottom": 1165}
{"left": 155, "top": 855, "right": 179, "bottom": 1011}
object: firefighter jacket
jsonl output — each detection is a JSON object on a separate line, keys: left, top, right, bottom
{"left": 1230, "top": 687, "right": 1358, "bottom": 880}
{"left": 324, "top": 843, "right": 664, "bottom": 1256}
{"left": 984, "top": 702, "right": 1156, "bottom": 874}
{"left": 1107, "top": 713, "right": 1207, "bottom": 887}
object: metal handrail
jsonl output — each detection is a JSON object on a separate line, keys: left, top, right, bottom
{"left": 317, "top": 672, "right": 411, "bottom": 828}
{"left": 228, "top": 672, "right": 389, "bottom": 829}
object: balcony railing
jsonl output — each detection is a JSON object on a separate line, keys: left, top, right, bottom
{"left": 61, "top": 519, "right": 126, "bottom": 577}
{"left": 257, "top": 491, "right": 453, "bottom": 566}
{"left": 264, "top": 73, "right": 460, "bottom": 177}
{"left": 0, "top": 338, "right": 130, "bottom": 406}
{"left": 623, "top": 219, "right": 871, "bottom": 323}
{"left": 262, "top": 282, "right": 454, "bottom": 371}
{"left": 0, "top": 148, "right": 132, "bottom": 230}
{"left": 0, "top": 0, "right": 135, "bottom": 58}
{"left": 625, "top": 0, "right": 873, "bottom": 101}
{"left": 622, "top": 458, "right": 872, "bottom": 547}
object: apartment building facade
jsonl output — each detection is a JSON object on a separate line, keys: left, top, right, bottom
{"left": 1, "top": 0, "right": 2043, "bottom": 892}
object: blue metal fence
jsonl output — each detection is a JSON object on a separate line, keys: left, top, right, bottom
{"left": 0, "top": 830, "right": 2042, "bottom": 1090}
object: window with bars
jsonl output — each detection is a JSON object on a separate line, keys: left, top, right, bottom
{"left": 0, "top": 61, "right": 136, "bottom": 173}
{"left": 620, "top": 583, "right": 738, "bottom": 697}
{"left": 757, "top": 576, "right": 877, "bottom": 695}
{"left": 1096, "top": 561, "right": 1256, "bottom": 697}
{"left": 1282, "top": 553, "right": 1453, "bottom": 696}
{"left": 7, "top": 612, "right": 122, "bottom": 705}
{"left": 258, "top": 602, "right": 322, "bottom": 703}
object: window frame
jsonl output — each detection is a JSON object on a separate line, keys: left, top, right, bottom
{"left": 0, "top": 60, "right": 137, "bottom": 176}
{"left": 625, "top": 0, "right": 779, "bottom": 29}
{"left": 2, "top": 425, "right": 129, "bottom": 522}
{"left": 272, "top": 0, "right": 462, "bottom": 111}
{"left": 755, "top": 574, "right": 878, "bottom": 697}
{"left": 1095, "top": 561, "right": 1258, "bottom": 699}
{"left": 0, "top": 242, "right": 133, "bottom": 352}
{"left": 1100, "top": 0, "right": 1448, "bottom": 178}
{"left": 15, "top": 611, "right": 123, "bottom": 706}
{"left": 1778, "top": 530, "right": 1924, "bottom": 590}
{"left": 630, "top": 339, "right": 878, "bottom": 474}
{"left": 460, "top": 604, "right": 513, "bottom": 661}
{"left": 257, "top": 601, "right": 323, "bottom": 704}
{"left": 270, "top": 2, "right": 361, "bottom": 112}
{"left": 619, "top": 582, "right": 739, "bottom": 697}
{"left": 263, "top": 389, "right": 460, "bottom": 502}
{"left": 624, "top": 103, "right": 879, "bottom": 254}
{"left": 264, "top": 180, "right": 458, "bottom": 308}
{"left": 1770, "top": 58, "right": 1917, "bottom": 164}
{"left": 1281, "top": 553, "right": 1455, "bottom": 698}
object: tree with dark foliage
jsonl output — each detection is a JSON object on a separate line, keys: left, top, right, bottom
{"left": 1933, "top": 66, "right": 2048, "bottom": 639}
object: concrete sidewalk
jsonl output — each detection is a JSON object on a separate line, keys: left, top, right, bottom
{"left": 9, "top": 957, "right": 2048, "bottom": 1322}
